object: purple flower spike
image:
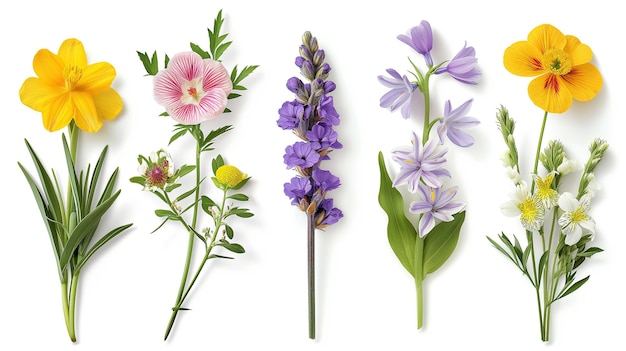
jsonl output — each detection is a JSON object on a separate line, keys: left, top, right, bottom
{"left": 409, "top": 183, "right": 465, "bottom": 237}
{"left": 284, "top": 142, "right": 320, "bottom": 169}
{"left": 392, "top": 132, "right": 450, "bottom": 191}
{"left": 316, "top": 198, "right": 343, "bottom": 227}
{"left": 306, "top": 124, "right": 342, "bottom": 151}
{"left": 437, "top": 99, "right": 480, "bottom": 147}
{"left": 284, "top": 176, "right": 313, "bottom": 205}
{"left": 313, "top": 168, "right": 341, "bottom": 192}
{"left": 278, "top": 100, "right": 304, "bottom": 130}
{"left": 397, "top": 21, "right": 434, "bottom": 67}
{"left": 378, "top": 69, "right": 418, "bottom": 119}
{"left": 435, "top": 42, "right": 482, "bottom": 85}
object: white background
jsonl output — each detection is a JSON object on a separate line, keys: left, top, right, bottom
{"left": 1, "top": 0, "right": 622, "bottom": 350}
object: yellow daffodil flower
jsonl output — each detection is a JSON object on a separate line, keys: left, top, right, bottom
{"left": 503, "top": 24, "right": 602, "bottom": 113}
{"left": 19, "top": 38, "right": 123, "bottom": 132}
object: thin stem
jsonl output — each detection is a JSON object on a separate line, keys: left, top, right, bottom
{"left": 531, "top": 111, "right": 549, "bottom": 188}
{"left": 414, "top": 235, "right": 424, "bottom": 329}
{"left": 421, "top": 73, "right": 432, "bottom": 144}
{"left": 68, "top": 272, "right": 80, "bottom": 342}
{"left": 307, "top": 213, "right": 316, "bottom": 339}
{"left": 61, "top": 282, "right": 73, "bottom": 341}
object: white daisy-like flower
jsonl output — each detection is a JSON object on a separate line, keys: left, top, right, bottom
{"left": 558, "top": 192, "right": 595, "bottom": 245}
{"left": 501, "top": 181, "right": 544, "bottom": 231}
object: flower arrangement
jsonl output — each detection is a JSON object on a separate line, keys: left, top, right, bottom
{"left": 18, "top": 38, "right": 132, "bottom": 342}
{"left": 277, "top": 31, "right": 343, "bottom": 339}
{"left": 377, "top": 20, "right": 480, "bottom": 329}
{"left": 133, "top": 10, "right": 258, "bottom": 340}
{"left": 487, "top": 24, "right": 606, "bottom": 341}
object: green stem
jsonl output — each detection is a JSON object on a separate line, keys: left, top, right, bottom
{"left": 421, "top": 73, "right": 432, "bottom": 144}
{"left": 307, "top": 213, "right": 316, "bottom": 339}
{"left": 414, "top": 235, "right": 424, "bottom": 329}
{"left": 164, "top": 131, "right": 203, "bottom": 341}
{"left": 61, "top": 282, "right": 73, "bottom": 341}
{"left": 68, "top": 272, "right": 80, "bottom": 342}
{"left": 531, "top": 112, "right": 549, "bottom": 187}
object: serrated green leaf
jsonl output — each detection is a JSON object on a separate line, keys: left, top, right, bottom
{"left": 215, "top": 41, "right": 232, "bottom": 59}
{"left": 231, "top": 65, "right": 259, "bottom": 88}
{"left": 423, "top": 211, "right": 465, "bottom": 277}
{"left": 190, "top": 42, "right": 210, "bottom": 59}
{"left": 377, "top": 152, "right": 415, "bottom": 276}
{"left": 137, "top": 51, "right": 159, "bottom": 75}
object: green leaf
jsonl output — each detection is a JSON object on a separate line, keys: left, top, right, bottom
{"left": 377, "top": 152, "right": 415, "bottom": 276}
{"left": 423, "top": 211, "right": 465, "bottom": 277}
{"left": 227, "top": 207, "right": 254, "bottom": 218}
{"left": 169, "top": 128, "right": 188, "bottom": 145}
{"left": 228, "top": 193, "right": 249, "bottom": 201}
{"left": 577, "top": 247, "right": 603, "bottom": 258}
{"left": 59, "top": 190, "right": 121, "bottom": 270}
{"left": 155, "top": 209, "right": 178, "bottom": 218}
{"left": 487, "top": 235, "right": 517, "bottom": 265}
{"left": 555, "top": 275, "right": 590, "bottom": 302}
{"left": 129, "top": 176, "right": 146, "bottom": 186}
{"left": 75, "top": 223, "right": 133, "bottom": 272}
{"left": 212, "top": 155, "right": 225, "bottom": 175}
{"left": 176, "top": 165, "right": 196, "bottom": 179}
{"left": 137, "top": 51, "right": 159, "bottom": 75}
{"left": 225, "top": 224, "right": 234, "bottom": 239}
{"left": 230, "top": 65, "right": 259, "bottom": 91}
{"left": 190, "top": 42, "right": 210, "bottom": 59}
{"left": 176, "top": 186, "right": 197, "bottom": 203}
{"left": 202, "top": 126, "right": 232, "bottom": 153}
{"left": 62, "top": 134, "right": 83, "bottom": 219}
{"left": 201, "top": 195, "right": 218, "bottom": 214}
{"left": 208, "top": 254, "right": 234, "bottom": 260}
{"left": 215, "top": 41, "right": 232, "bottom": 60}
{"left": 217, "top": 240, "right": 245, "bottom": 254}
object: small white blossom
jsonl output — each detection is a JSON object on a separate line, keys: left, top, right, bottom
{"left": 558, "top": 192, "right": 595, "bottom": 245}
{"left": 556, "top": 157, "right": 578, "bottom": 176}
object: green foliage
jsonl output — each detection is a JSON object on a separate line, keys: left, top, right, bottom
{"left": 423, "top": 211, "right": 465, "bottom": 278}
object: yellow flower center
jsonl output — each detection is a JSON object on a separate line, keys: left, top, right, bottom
{"left": 63, "top": 64, "right": 83, "bottom": 90}
{"left": 518, "top": 196, "right": 539, "bottom": 222}
{"left": 216, "top": 165, "right": 246, "bottom": 188}
{"left": 181, "top": 78, "right": 206, "bottom": 105}
{"left": 542, "top": 48, "right": 572, "bottom": 75}
{"left": 570, "top": 206, "right": 588, "bottom": 223}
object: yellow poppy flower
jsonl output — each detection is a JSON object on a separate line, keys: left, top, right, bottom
{"left": 19, "top": 38, "right": 123, "bottom": 132}
{"left": 503, "top": 24, "right": 602, "bottom": 113}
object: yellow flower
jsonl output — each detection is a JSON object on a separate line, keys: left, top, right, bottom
{"left": 503, "top": 24, "right": 602, "bottom": 113}
{"left": 19, "top": 38, "right": 123, "bottom": 132}
{"left": 216, "top": 165, "right": 247, "bottom": 188}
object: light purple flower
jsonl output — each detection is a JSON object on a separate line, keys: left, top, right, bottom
{"left": 313, "top": 168, "right": 341, "bottom": 193}
{"left": 277, "top": 100, "right": 304, "bottom": 130}
{"left": 378, "top": 69, "right": 418, "bottom": 119}
{"left": 318, "top": 95, "right": 340, "bottom": 126}
{"left": 306, "top": 124, "right": 342, "bottom": 151}
{"left": 409, "top": 183, "right": 465, "bottom": 237}
{"left": 435, "top": 42, "right": 481, "bottom": 85}
{"left": 284, "top": 176, "right": 313, "bottom": 205}
{"left": 392, "top": 132, "right": 450, "bottom": 191}
{"left": 316, "top": 198, "right": 343, "bottom": 228}
{"left": 437, "top": 99, "right": 480, "bottom": 147}
{"left": 397, "top": 21, "right": 434, "bottom": 67}
{"left": 284, "top": 142, "right": 320, "bottom": 169}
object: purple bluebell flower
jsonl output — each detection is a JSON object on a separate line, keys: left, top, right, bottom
{"left": 315, "top": 198, "right": 343, "bottom": 228}
{"left": 437, "top": 99, "right": 480, "bottom": 147}
{"left": 378, "top": 68, "right": 418, "bottom": 119}
{"left": 392, "top": 132, "right": 450, "bottom": 191}
{"left": 397, "top": 21, "right": 434, "bottom": 67}
{"left": 278, "top": 100, "right": 304, "bottom": 130}
{"left": 409, "top": 183, "right": 465, "bottom": 237}
{"left": 435, "top": 42, "right": 481, "bottom": 85}
{"left": 313, "top": 168, "right": 341, "bottom": 193}
{"left": 306, "top": 124, "right": 342, "bottom": 151}
{"left": 284, "top": 142, "right": 320, "bottom": 169}
{"left": 284, "top": 176, "right": 313, "bottom": 205}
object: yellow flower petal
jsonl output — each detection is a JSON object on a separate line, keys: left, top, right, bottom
{"left": 32, "top": 49, "right": 65, "bottom": 86}
{"left": 41, "top": 93, "right": 74, "bottom": 131}
{"left": 72, "top": 91, "right": 102, "bottom": 132}
{"left": 93, "top": 88, "right": 123, "bottom": 120}
{"left": 19, "top": 77, "right": 65, "bottom": 112}
{"left": 58, "top": 38, "right": 87, "bottom": 68}
{"left": 561, "top": 63, "right": 602, "bottom": 102}
{"left": 564, "top": 35, "right": 592, "bottom": 66}
{"left": 528, "top": 74, "right": 573, "bottom": 113}
{"left": 528, "top": 24, "right": 567, "bottom": 53}
{"left": 504, "top": 41, "right": 544, "bottom": 77}
{"left": 76, "top": 62, "right": 117, "bottom": 93}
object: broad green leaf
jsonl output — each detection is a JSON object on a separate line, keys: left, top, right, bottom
{"left": 59, "top": 190, "right": 121, "bottom": 269}
{"left": 228, "top": 193, "right": 249, "bottom": 201}
{"left": 201, "top": 195, "right": 218, "bottom": 214}
{"left": 217, "top": 240, "right": 245, "bottom": 254}
{"left": 423, "top": 211, "right": 465, "bottom": 277}
{"left": 225, "top": 224, "right": 234, "bottom": 239}
{"left": 75, "top": 223, "right": 133, "bottom": 272}
{"left": 129, "top": 176, "right": 146, "bottom": 186}
{"left": 377, "top": 152, "right": 415, "bottom": 276}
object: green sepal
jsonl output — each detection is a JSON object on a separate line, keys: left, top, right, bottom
{"left": 422, "top": 210, "right": 465, "bottom": 278}
{"left": 377, "top": 151, "right": 416, "bottom": 276}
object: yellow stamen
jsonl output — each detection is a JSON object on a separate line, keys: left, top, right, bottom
{"left": 63, "top": 65, "right": 83, "bottom": 90}
{"left": 542, "top": 48, "right": 572, "bottom": 75}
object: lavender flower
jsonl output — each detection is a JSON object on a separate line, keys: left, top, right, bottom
{"left": 306, "top": 124, "right": 342, "bottom": 152}
{"left": 437, "top": 99, "right": 480, "bottom": 147}
{"left": 435, "top": 42, "right": 481, "bottom": 85}
{"left": 278, "top": 100, "right": 304, "bottom": 130}
{"left": 284, "top": 176, "right": 313, "bottom": 206}
{"left": 315, "top": 198, "right": 343, "bottom": 228}
{"left": 397, "top": 20, "right": 434, "bottom": 67}
{"left": 392, "top": 132, "right": 450, "bottom": 191}
{"left": 312, "top": 168, "right": 341, "bottom": 193}
{"left": 378, "top": 68, "right": 418, "bottom": 119}
{"left": 284, "top": 142, "right": 320, "bottom": 169}
{"left": 409, "top": 183, "right": 465, "bottom": 237}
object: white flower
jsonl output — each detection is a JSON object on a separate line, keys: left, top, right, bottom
{"left": 504, "top": 166, "right": 522, "bottom": 185}
{"left": 556, "top": 157, "right": 578, "bottom": 176}
{"left": 501, "top": 181, "right": 544, "bottom": 231}
{"left": 558, "top": 192, "right": 595, "bottom": 245}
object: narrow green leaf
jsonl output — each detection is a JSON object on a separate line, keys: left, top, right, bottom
{"left": 228, "top": 193, "right": 249, "bottom": 201}
{"left": 577, "top": 247, "right": 603, "bottom": 258}
{"left": 24, "top": 139, "right": 63, "bottom": 227}
{"left": 537, "top": 250, "right": 550, "bottom": 284}
{"left": 377, "top": 152, "right": 415, "bottom": 275}
{"left": 212, "top": 155, "right": 225, "bottom": 175}
{"left": 169, "top": 128, "right": 188, "bottom": 145}
{"left": 190, "top": 42, "right": 210, "bottom": 59}
{"left": 208, "top": 254, "right": 234, "bottom": 260}
{"left": 176, "top": 186, "right": 197, "bottom": 202}
{"left": 423, "top": 211, "right": 465, "bottom": 277}
{"left": 217, "top": 240, "right": 245, "bottom": 254}
{"left": 176, "top": 165, "right": 196, "bottom": 179}
{"left": 75, "top": 223, "right": 133, "bottom": 272}
{"left": 231, "top": 65, "right": 259, "bottom": 87}
{"left": 62, "top": 134, "right": 83, "bottom": 219}
{"left": 155, "top": 209, "right": 178, "bottom": 218}
{"left": 555, "top": 275, "right": 590, "bottom": 302}
{"left": 215, "top": 41, "right": 232, "bottom": 59}
{"left": 487, "top": 235, "right": 517, "bottom": 264}
{"left": 59, "top": 190, "right": 121, "bottom": 269}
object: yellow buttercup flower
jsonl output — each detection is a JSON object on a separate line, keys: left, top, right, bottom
{"left": 19, "top": 38, "right": 123, "bottom": 132}
{"left": 216, "top": 165, "right": 247, "bottom": 188}
{"left": 503, "top": 24, "right": 602, "bottom": 113}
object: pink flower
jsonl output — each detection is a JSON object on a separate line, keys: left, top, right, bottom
{"left": 154, "top": 51, "right": 232, "bottom": 124}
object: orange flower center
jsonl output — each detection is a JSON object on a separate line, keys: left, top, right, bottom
{"left": 542, "top": 48, "right": 572, "bottom": 75}
{"left": 181, "top": 78, "right": 205, "bottom": 105}
{"left": 63, "top": 65, "right": 83, "bottom": 90}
